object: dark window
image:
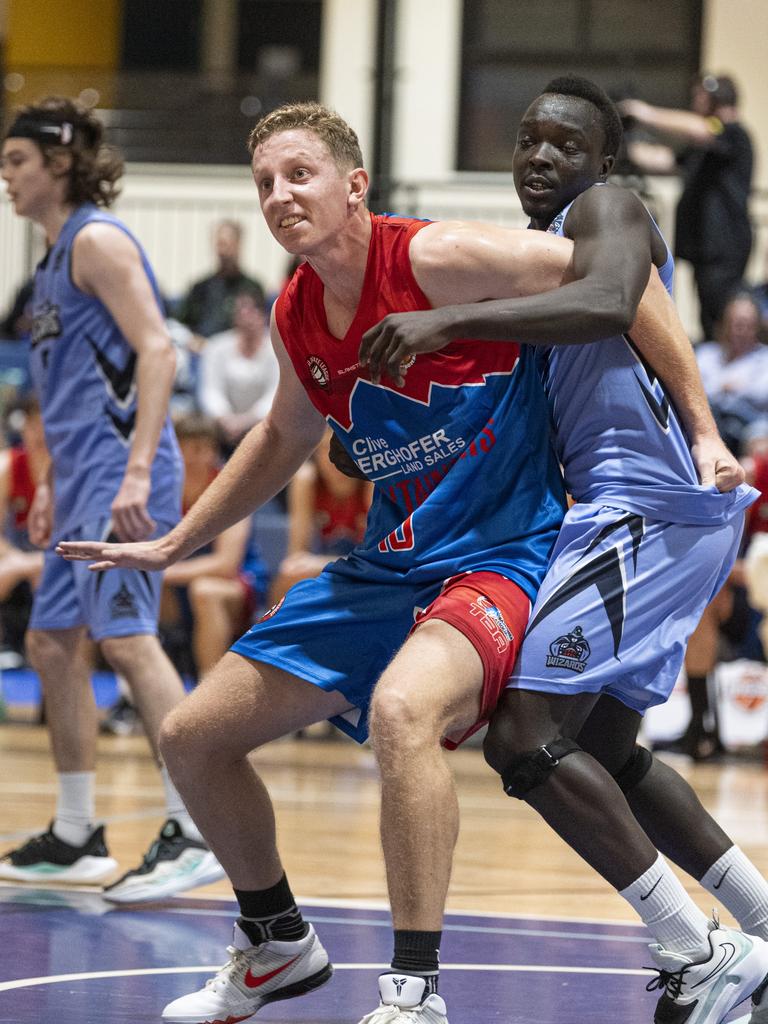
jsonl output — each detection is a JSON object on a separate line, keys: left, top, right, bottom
{"left": 459, "top": 0, "right": 702, "bottom": 171}
{"left": 121, "top": 0, "right": 203, "bottom": 70}
{"left": 237, "top": 0, "right": 322, "bottom": 75}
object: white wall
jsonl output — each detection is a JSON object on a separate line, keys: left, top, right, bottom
{"left": 319, "top": 0, "right": 378, "bottom": 165}
{"left": 702, "top": 0, "right": 768, "bottom": 192}
{"left": 392, "top": 0, "right": 463, "bottom": 180}
{"left": 0, "top": 166, "right": 290, "bottom": 311}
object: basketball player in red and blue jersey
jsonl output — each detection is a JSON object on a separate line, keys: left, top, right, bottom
{"left": 58, "top": 101, "right": 760, "bottom": 1024}
{"left": 0, "top": 98, "right": 223, "bottom": 903}
{"left": 359, "top": 78, "right": 768, "bottom": 1024}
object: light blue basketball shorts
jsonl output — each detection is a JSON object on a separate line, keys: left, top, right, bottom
{"left": 29, "top": 518, "right": 172, "bottom": 641}
{"left": 508, "top": 503, "right": 743, "bottom": 714}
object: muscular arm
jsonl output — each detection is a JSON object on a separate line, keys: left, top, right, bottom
{"left": 57, "top": 313, "right": 327, "bottom": 569}
{"left": 416, "top": 187, "right": 654, "bottom": 344}
{"left": 360, "top": 206, "right": 742, "bottom": 489}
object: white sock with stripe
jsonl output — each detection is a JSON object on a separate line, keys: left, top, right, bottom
{"left": 701, "top": 846, "right": 768, "bottom": 940}
{"left": 620, "top": 854, "right": 710, "bottom": 956}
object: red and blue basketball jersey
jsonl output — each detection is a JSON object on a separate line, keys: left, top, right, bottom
{"left": 274, "top": 213, "right": 565, "bottom": 601}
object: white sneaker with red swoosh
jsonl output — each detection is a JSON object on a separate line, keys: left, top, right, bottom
{"left": 162, "top": 922, "right": 333, "bottom": 1023}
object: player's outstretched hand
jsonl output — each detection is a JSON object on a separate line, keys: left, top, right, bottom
{"left": 55, "top": 536, "right": 171, "bottom": 572}
{"left": 691, "top": 435, "right": 745, "bottom": 493}
{"left": 359, "top": 307, "right": 458, "bottom": 386}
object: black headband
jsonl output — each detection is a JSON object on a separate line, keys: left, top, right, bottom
{"left": 5, "top": 115, "right": 74, "bottom": 145}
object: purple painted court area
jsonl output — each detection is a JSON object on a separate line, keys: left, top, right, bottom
{"left": 0, "top": 888, "right": 752, "bottom": 1023}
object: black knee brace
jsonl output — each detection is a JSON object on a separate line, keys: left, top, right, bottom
{"left": 612, "top": 744, "right": 653, "bottom": 795}
{"left": 501, "top": 738, "right": 582, "bottom": 799}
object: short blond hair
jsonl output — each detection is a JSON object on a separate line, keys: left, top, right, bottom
{"left": 248, "top": 102, "right": 363, "bottom": 171}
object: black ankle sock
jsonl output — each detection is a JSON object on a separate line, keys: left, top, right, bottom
{"left": 390, "top": 929, "right": 442, "bottom": 993}
{"left": 234, "top": 874, "right": 308, "bottom": 944}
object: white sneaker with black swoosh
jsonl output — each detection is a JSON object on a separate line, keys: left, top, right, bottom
{"left": 647, "top": 919, "right": 768, "bottom": 1024}
{"left": 161, "top": 921, "right": 332, "bottom": 1023}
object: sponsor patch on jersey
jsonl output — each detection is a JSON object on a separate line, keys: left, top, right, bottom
{"left": 469, "top": 594, "right": 514, "bottom": 653}
{"left": 307, "top": 355, "right": 330, "bottom": 389}
{"left": 109, "top": 582, "right": 140, "bottom": 620}
{"left": 545, "top": 626, "right": 591, "bottom": 673}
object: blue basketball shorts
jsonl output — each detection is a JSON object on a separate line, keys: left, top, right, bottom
{"left": 29, "top": 518, "right": 172, "bottom": 641}
{"left": 231, "top": 564, "right": 531, "bottom": 744}
{"left": 507, "top": 503, "right": 743, "bottom": 714}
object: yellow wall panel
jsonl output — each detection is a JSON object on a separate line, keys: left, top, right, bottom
{"left": 7, "top": 0, "right": 121, "bottom": 68}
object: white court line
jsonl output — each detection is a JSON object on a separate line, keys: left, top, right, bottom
{"left": 0, "top": 883, "right": 647, "bottom": 929}
{"left": 0, "top": 962, "right": 657, "bottom": 993}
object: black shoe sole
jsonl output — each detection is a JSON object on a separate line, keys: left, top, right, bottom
{"left": 261, "top": 962, "right": 334, "bottom": 1005}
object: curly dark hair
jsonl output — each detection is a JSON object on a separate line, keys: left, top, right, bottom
{"left": 541, "top": 76, "right": 623, "bottom": 158}
{"left": 10, "top": 97, "right": 123, "bottom": 207}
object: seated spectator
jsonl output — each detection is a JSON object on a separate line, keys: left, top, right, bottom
{"left": 176, "top": 219, "right": 264, "bottom": 342}
{"left": 160, "top": 415, "right": 268, "bottom": 679}
{"left": 0, "top": 277, "right": 34, "bottom": 340}
{"left": 695, "top": 290, "right": 768, "bottom": 454}
{"left": 0, "top": 397, "right": 47, "bottom": 662}
{"left": 269, "top": 428, "right": 372, "bottom": 604}
{"left": 197, "top": 288, "right": 279, "bottom": 452}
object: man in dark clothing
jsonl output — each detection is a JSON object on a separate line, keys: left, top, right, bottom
{"left": 621, "top": 73, "right": 753, "bottom": 340}
{"left": 178, "top": 219, "right": 264, "bottom": 340}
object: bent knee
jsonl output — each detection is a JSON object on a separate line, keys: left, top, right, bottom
{"left": 100, "top": 634, "right": 149, "bottom": 675}
{"left": 187, "top": 575, "right": 229, "bottom": 604}
{"left": 158, "top": 702, "right": 202, "bottom": 767}
{"left": 369, "top": 685, "right": 439, "bottom": 754}
{"left": 483, "top": 693, "right": 555, "bottom": 774}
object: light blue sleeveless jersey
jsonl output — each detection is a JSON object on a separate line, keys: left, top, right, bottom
{"left": 542, "top": 189, "right": 755, "bottom": 525}
{"left": 29, "top": 204, "right": 182, "bottom": 540}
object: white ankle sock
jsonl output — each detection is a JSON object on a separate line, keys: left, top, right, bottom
{"left": 700, "top": 846, "right": 768, "bottom": 940}
{"left": 620, "top": 854, "right": 710, "bottom": 956}
{"left": 160, "top": 766, "right": 203, "bottom": 842}
{"left": 54, "top": 771, "right": 96, "bottom": 846}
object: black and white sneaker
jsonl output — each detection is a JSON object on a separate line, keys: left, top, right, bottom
{"left": 0, "top": 823, "right": 118, "bottom": 884}
{"left": 99, "top": 695, "right": 141, "bottom": 736}
{"left": 648, "top": 918, "right": 768, "bottom": 1023}
{"left": 103, "top": 819, "right": 224, "bottom": 903}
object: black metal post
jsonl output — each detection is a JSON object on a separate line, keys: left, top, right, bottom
{"left": 369, "top": 0, "right": 398, "bottom": 213}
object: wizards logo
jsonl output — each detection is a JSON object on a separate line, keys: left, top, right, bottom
{"left": 546, "top": 626, "right": 591, "bottom": 674}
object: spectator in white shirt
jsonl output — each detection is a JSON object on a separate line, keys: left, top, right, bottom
{"left": 695, "top": 290, "right": 768, "bottom": 454}
{"left": 198, "top": 288, "right": 279, "bottom": 452}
